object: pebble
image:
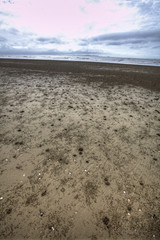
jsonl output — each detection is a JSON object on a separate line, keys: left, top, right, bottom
{"left": 128, "top": 213, "right": 131, "bottom": 216}
{"left": 5, "top": 158, "right": 8, "bottom": 162}
{"left": 51, "top": 227, "right": 55, "bottom": 231}
{"left": 69, "top": 172, "right": 72, "bottom": 175}
{"left": 23, "top": 174, "right": 26, "bottom": 177}
{"left": 40, "top": 212, "right": 43, "bottom": 217}
{"left": 128, "top": 199, "right": 130, "bottom": 203}
{"left": 0, "top": 197, "right": 3, "bottom": 200}
{"left": 139, "top": 209, "right": 142, "bottom": 212}
{"left": 153, "top": 235, "right": 155, "bottom": 238}
{"left": 84, "top": 169, "right": 87, "bottom": 172}
{"left": 123, "top": 191, "right": 126, "bottom": 194}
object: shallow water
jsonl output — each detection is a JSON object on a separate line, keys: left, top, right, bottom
{"left": 0, "top": 54, "right": 160, "bottom": 67}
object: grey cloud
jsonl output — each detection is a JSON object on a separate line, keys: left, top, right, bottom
{"left": 120, "top": 0, "right": 156, "bottom": 10}
{"left": 137, "top": 0, "right": 159, "bottom": 17}
{"left": 0, "top": 10, "right": 13, "bottom": 17}
{"left": 0, "top": 27, "right": 20, "bottom": 48}
{"left": 0, "top": 20, "right": 4, "bottom": 26}
{"left": 0, "top": 0, "right": 14, "bottom": 4}
{"left": 153, "top": 45, "right": 160, "bottom": 49}
{"left": 106, "top": 39, "right": 145, "bottom": 46}
{"left": 1, "top": 27, "right": 19, "bottom": 35}
{"left": 0, "top": 36, "right": 6, "bottom": 42}
{"left": 0, "top": 46, "right": 61, "bottom": 55}
{"left": 86, "top": 0, "right": 100, "bottom": 3}
{"left": 0, "top": 28, "right": 64, "bottom": 54}
{"left": 79, "top": 6, "right": 87, "bottom": 14}
{"left": 36, "top": 37, "right": 64, "bottom": 44}
{"left": 90, "top": 30, "right": 160, "bottom": 42}
{"left": 121, "top": 0, "right": 160, "bottom": 28}
{"left": 8, "top": 27, "right": 19, "bottom": 35}
{"left": 0, "top": 11, "right": 9, "bottom": 16}
{"left": 81, "top": 30, "right": 160, "bottom": 48}
{"left": 0, "top": 27, "right": 35, "bottom": 52}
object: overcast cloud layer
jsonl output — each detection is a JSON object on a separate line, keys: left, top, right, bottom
{"left": 0, "top": 0, "right": 160, "bottom": 58}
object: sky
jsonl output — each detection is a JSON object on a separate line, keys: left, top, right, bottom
{"left": 0, "top": 0, "right": 160, "bottom": 58}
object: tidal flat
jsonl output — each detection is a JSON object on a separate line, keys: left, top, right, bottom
{"left": 0, "top": 59, "right": 160, "bottom": 240}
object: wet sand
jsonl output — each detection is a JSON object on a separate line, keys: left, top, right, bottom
{"left": 0, "top": 59, "right": 160, "bottom": 240}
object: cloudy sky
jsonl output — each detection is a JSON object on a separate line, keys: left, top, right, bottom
{"left": 0, "top": 0, "right": 160, "bottom": 58}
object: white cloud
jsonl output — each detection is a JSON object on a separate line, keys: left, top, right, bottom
{"left": 0, "top": 0, "right": 140, "bottom": 37}
{"left": 0, "top": 0, "right": 160, "bottom": 58}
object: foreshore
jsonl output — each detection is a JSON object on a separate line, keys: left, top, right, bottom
{"left": 0, "top": 58, "right": 160, "bottom": 91}
{"left": 0, "top": 59, "right": 160, "bottom": 240}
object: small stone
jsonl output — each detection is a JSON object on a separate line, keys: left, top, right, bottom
{"left": 123, "top": 191, "right": 126, "bottom": 194}
{"left": 153, "top": 235, "right": 155, "bottom": 238}
{"left": 104, "top": 177, "right": 110, "bottom": 186}
{"left": 41, "top": 190, "right": 47, "bottom": 196}
{"left": 23, "top": 174, "right": 25, "bottom": 177}
{"left": 6, "top": 208, "right": 12, "bottom": 214}
{"left": 39, "top": 173, "right": 41, "bottom": 176}
{"left": 75, "top": 211, "right": 78, "bottom": 214}
{"left": 5, "top": 158, "right": 8, "bottom": 161}
{"left": 127, "top": 206, "right": 132, "bottom": 212}
{"left": 139, "top": 209, "right": 142, "bottom": 212}
{"left": 140, "top": 181, "right": 144, "bottom": 186}
{"left": 69, "top": 172, "right": 72, "bottom": 175}
{"left": 51, "top": 227, "right": 55, "bottom": 231}
{"left": 102, "top": 216, "right": 110, "bottom": 226}
{"left": 40, "top": 212, "right": 43, "bottom": 217}
{"left": 128, "top": 199, "right": 130, "bottom": 203}
{"left": 61, "top": 188, "right": 65, "bottom": 193}
{"left": 152, "top": 214, "right": 157, "bottom": 219}
{"left": 128, "top": 213, "right": 131, "bottom": 216}
{"left": 79, "top": 148, "right": 83, "bottom": 152}
{"left": 84, "top": 169, "right": 87, "bottom": 172}
{"left": 0, "top": 197, "right": 3, "bottom": 200}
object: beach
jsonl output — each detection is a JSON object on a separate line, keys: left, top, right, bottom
{"left": 0, "top": 59, "right": 160, "bottom": 240}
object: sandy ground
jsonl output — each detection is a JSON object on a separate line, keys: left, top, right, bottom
{"left": 0, "top": 59, "right": 160, "bottom": 240}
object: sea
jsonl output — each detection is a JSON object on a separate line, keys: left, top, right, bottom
{"left": 0, "top": 54, "right": 160, "bottom": 67}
